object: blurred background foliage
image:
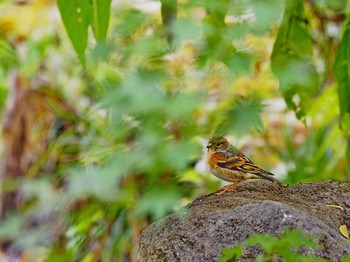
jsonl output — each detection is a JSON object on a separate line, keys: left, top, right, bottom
{"left": 0, "top": 0, "right": 349, "bottom": 261}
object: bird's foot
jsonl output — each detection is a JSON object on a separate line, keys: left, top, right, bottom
{"left": 216, "top": 183, "right": 238, "bottom": 195}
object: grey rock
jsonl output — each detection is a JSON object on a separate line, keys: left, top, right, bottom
{"left": 138, "top": 180, "right": 350, "bottom": 261}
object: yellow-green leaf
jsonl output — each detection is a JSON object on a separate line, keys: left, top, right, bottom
{"left": 326, "top": 204, "right": 344, "bottom": 210}
{"left": 340, "top": 224, "right": 349, "bottom": 239}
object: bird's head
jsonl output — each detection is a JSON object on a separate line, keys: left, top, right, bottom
{"left": 206, "top": 137, "right": 230, "bottom": 152}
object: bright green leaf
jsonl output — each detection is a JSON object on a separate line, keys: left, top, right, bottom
{"left": 218, "top": 245, "right": 243, "bottom": 262}
{"left": 57, "top": 0, "right": 92, "bottom": 64}
{"left": 245, "top": 233, "right": 278, "bottom": 253}
{"left": 91, "top": 0, "right": 112, "bottom": 42}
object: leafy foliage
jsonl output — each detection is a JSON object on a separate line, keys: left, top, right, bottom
{"left": 57, "top": 0, "right": 111, "bottom": 64}
{"left": 334, "top": 19, "right": 350, "bottom": 131}
{"left": 271, "top": 0, "right": 318, "bottom": 119}
{"left": 0, "top": 0, "right": 349, "bottom": 261}
{"left": 219, "top": 228, "right": 325, "bottom": 262}
{"left": 334, "top": 18, "right": 350, "bottom": 175}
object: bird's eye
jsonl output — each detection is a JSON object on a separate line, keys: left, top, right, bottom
{"left": 216, "top": 142, "right": 222, "bottom": 146}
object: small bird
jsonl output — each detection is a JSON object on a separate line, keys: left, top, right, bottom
{"left": 206, "top": 137, "right": 282, "bottom": 195}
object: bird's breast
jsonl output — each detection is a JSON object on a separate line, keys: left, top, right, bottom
{"left": 209, "top": 166, "right": 240, "bottom": 182}
{"left": 207, "top": 152, "right": 255, "bottom": 182}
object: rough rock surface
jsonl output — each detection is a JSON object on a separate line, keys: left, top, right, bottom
{"left": 138, "top": 180, "right": 350, "bottom": 261}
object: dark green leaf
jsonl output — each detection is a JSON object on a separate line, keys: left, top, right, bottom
{"left": 161, "top": 0, "right": 177, "bottom": 44}
{"left": 334, "top": 19, "right": 350, "bottom": 175}
{"left": 334, "top": 19, "right": 350, "bottom": 131}
{"left": 271, "top": 0, "right": 319, "bottom": 119}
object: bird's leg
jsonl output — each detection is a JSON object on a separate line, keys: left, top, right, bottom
{"left": 216, "top": 183, "right": 238, "bottom": 195}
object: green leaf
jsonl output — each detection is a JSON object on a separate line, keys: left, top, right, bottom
{"left": 347, "top": 139, "right": 350, "bottom": 179}
{"left": 271, "top": 0, "right": 319, "bottom": 119}
{"left": 67, "top": 161, "right": 124, "bottom": 202}
{"left": 239, "top": 228, "right": 321, "bottom": 261}
{"left": 134, "top": 187, "right": 181, "bottom": 220}
{"left": 204, "top": 0, "right": 231, "bottom": 24}
{"left": 218, "top": 245, "right": 243, "bottom": 262}
{"left": 115, "top": 8, "right": 148, "bottom": 39}
{"left": 334, "top": 19, "right": 350, "bottom": 131}
{"left": 245, "top": 233, "right": 278, "bottom": 253}
{"left": 334, "top": 19, "right": 350, "bottom": 175}
{"left": 0, "top": 40, "right": 18, "bottom": 71}
{"left": 102, "top": 71, "right": 166, "bottom": 116}
{"left": 281, "top": 228, "right": 318, "bottom": 251}
{"left": 227, "top": 98, "right": 264, "bottom": 136}
{"left": 57, "top": 0, "right": 92, "bottom": 64}
{"left": 44, "top": 249, "right": 75, "bottom": 262}
{"left": 57, "top": 0, "right": 112, "bottom": 64}
{"left": 250, "top": 0, "right": 284, "bottom": 34}
{"left": 173, "top": 17, "right": 201, "bottom": 45}
{"left": 161, "top": 0, "right": 177, "bottom": 44}
{"left": 227, "top": 51, "right": 253, "bottom": 76}
{"left": 91, "top": 0, "right": 112, "bottom": 42}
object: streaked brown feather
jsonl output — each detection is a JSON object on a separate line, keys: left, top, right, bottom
{"left": 206, "top": 137, "right": 283, "bottom": 186}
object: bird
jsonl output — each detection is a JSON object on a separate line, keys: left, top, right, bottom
{"left": 206, "top": 136, "right": 282, "bottom": 195}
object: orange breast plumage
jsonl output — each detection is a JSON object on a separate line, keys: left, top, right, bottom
{"left": 207, "top": 151, "right": 257, "bottom": 182}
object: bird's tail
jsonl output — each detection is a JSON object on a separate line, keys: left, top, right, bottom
{"left": 256, "top": 172, "right": 283, "bottom": 185}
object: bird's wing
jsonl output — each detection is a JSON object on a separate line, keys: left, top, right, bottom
{"left": 214, "top": 152, "right": 245, "bottom": 167}
{"left": 217, "top": 152, "right": 274, "bottom": 176}
{"left": 215, "top": 151, "right": 282, "bottom": 183}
